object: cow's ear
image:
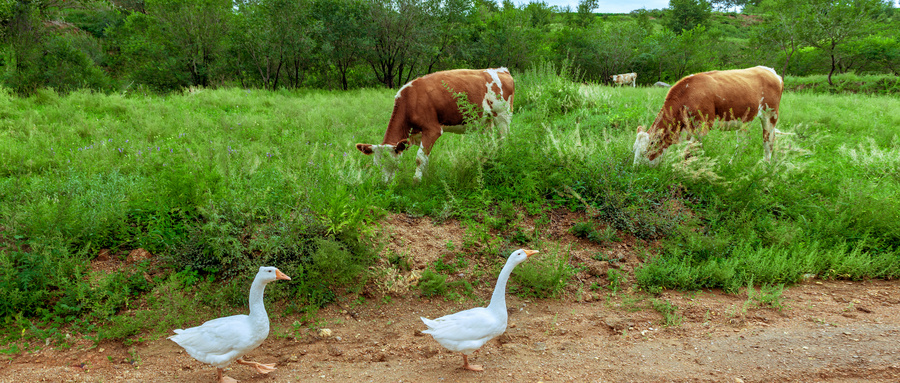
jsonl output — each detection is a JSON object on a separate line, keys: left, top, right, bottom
{"left": 394, "top": 139, "right": 409, "bottom": 154}
{"left": 637, "top": 126, "right": 645, "bottom": 133}
{"left": 356, "top": 143, "right": 374, "bottom": 155}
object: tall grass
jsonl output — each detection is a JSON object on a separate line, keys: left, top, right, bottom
{"left": 1, "top": 71, "right": 898, "bottom": 342}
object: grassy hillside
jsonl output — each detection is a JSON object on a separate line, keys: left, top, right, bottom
{"left": 1, "top": 68, "right": 898, "bottom": 347}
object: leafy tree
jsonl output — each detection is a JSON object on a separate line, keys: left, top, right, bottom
{"left": 314, "top": 0, "right": 371, "bottom": 90}
{"left": 1, "top": 0, "right": 111, "bottom": 93}
{"left": 232, "top": 0, "right": 319, "bottom": 90}
{"left": 844, "top": 34, "right": 900, "bottom": 75}
{"left": 364, "top": 0, "right": 436, "bottom": 88}
{"left": 709, "top": 0, "right": 760, "bottom": 11}
{"left": 666, "top": 0, "right": 712, "bottom": 34}
{"left": 798, "top": 0, "right": 891, "bottom": 85}
{"left": 575, "top": 0, "right": 597, "bottom": 27}
{"left": 107, "top": 11, "right": 191, "bottom": 90}
{"left": 751, "top": 0, "right": 805, "bottom": 76}
{"left": 420, "top": 0, "right": 474, "bottom": 74}
{"left": 149, "top": 0, "right": 232, "bottom": 87}
{"left": 231, "top": 1, "right": 286, "bottom": 90}
{"left": 524, "top": 0, "right": 553, "bottom": 28}
{"left": 555, "top": 19, "right": 647, "bottom": 82}
{"left": 468, "top": 0, "right": 539, "bottom": 70}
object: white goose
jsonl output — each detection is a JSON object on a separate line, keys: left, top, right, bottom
{"left": 169, "top": 266, "right": 290, "bottom": 383}
{"left": 420, "top": 248, "right": 538, "bottom": 371}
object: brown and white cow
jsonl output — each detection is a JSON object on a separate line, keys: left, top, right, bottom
{"left": 611, "top": 72, "right": 637, "bottom": 87}
{"left": 356, "top": 68, "right": 515, "bottom": 182}
{"left": 632, "top": 66, "right": 784, "bottom": 166}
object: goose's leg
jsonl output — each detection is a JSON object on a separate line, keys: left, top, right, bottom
{"left": 236, "top": 358, "right": 277, "bottom": 374}
{"left": 461, "top": 354, "right": 483, "bottom": 371}
{"left": 217, "top": 368, "right": 239, "bottom": 383}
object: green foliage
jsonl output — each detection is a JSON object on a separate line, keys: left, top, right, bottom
{"left": 606, "top": 268, "right": 623, "bottom": 294}
{"left": 516, "top": 59, "right": 583, "bottom": 117}
{"left": 570, "top": 222, "right": 621, "bottom": 244}
{"left": 651, "top": 298, "right": 683, "bottom": 327}
{"left": 666, "top": 0, "right": 713, "bottom": 34}
{"left": 784, "top": 73, "right": 900, "bottom": 94}
{"left": 511, "top": 248, "right": 575, "bottom": 298}
{"left": 2, "top": 83, "right": 900, "bottom": 344}
{"left": 417, "top": 269, "right": 448, "bottom": 298}
{"left": 746, "top": 281, "right": 785, "bottom": 310}
{"left": 3, "top": 0, "right": 896, "bottom": 93}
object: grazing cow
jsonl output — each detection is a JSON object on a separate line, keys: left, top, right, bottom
{"left": 633, "top": 66, "right": 784, "bottom": 166}
{"left": 356, "top": 68, "right": 515, "bottom": 182}
{"left": 611, "top": 72, "right": 637, "bottom": 87}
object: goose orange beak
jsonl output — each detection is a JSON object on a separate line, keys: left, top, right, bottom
{"left": 275, "top": 269, "right": 291, "bottom": 280}
{"left": 524, "top": 250, "right": 539, "bottom": 257}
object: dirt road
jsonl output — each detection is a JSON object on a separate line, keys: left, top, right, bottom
{"left": 1, "top": 214, "right": 898, "bottom": 382}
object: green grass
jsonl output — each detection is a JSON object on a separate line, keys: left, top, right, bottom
{"left": 1, "top": 69, "right": 898, "bottom": 345}
{"left": 784, "top": 73, "right": 900, "bottom": 95}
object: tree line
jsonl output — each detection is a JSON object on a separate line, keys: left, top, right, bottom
{"left": 0, "top": 0, "right": 897, "bottom": 94}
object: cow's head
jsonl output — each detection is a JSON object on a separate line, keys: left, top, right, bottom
{"left": 356, "top": 140, "right": 410, "bottom": 182}
{"left": 632, "top": 126, "right": 661, "bottom": 167}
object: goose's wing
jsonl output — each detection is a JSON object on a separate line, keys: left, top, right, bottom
{"left": 169, "top": 314, "right": 251, "bottom": 366}
{"left": 420, "top": 307, "right": 506, "bottom": 344}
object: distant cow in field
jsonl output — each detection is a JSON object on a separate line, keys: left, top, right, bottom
{"left": 611, "top": 72, "right": 637, "bottom": 87}
{"left": 632, "top": 66, "right": 784, "bottom": 166}
{"left": 356, "top": 68, "right": 515, "bottom": 182}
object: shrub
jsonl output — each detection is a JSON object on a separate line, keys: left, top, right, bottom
{"left": 516, "top": 59, "right": 584, "bottom": 117}
{"left": 510, "top": 248, "right": 575, "bottom": 298}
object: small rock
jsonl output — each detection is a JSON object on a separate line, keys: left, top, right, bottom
{"left": 533, "top": 342, "right": 547, "bottom": 352}
{"left": 327, "top": 344, "right": 343, "bottom": 356}
{"left": 586, "top": 261, "right": 609, "bottom": 277}
{"left": 318, "top": 328, "right": 333, "bottom": 338}
{"left": 602, "top": 314, "right": 632, "bottom": 334}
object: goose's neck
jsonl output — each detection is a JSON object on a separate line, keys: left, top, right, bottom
{"left": 248, "top": 278, "right": 269, "bottom": 322}
{"left": 486, "top": 259, "right": 518, "bottom": 314}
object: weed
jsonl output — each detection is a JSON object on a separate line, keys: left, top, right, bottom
{"left": 571, "top": 221, "right": 621, "bottom": 245}
{"left": 651, "top": 298, "right": 683, "bottom": 327}
{"left": 746, "top": 281, "right": 785, "bottom": 310}
{"left": 417, "top": 269, "right": 448, "bottom": 298}
{"left": 511, "top": 247, "right": 575, "bottom": 299}
{"left": 606, "top": 269, "right": 623, "bottom": 294}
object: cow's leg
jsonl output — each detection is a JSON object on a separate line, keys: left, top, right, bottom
{"left": 493, "top": 102, "right": 512, "bottom": 136}
{"left": 414, "top": 129, "right": 442, "bottom": 182}
{"left": 760, "top": 110, "right": 778, "bottom": 162}
{"left": 414, "top": 146, "right": 428, "bottom": 182}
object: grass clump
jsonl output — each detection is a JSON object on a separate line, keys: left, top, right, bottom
{"left": 651, "top": 298, "right": 683, "bottom": 327}
{"left": 570, "top": 221, "right": 620, "bottom": 244}
{"left": 510, "top": 248, "right": 575, "bottom": 299}
{"left": 416, "top": 268, "right": 474, "bottom": 301}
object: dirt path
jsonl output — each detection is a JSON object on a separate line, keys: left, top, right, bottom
{"left": 2, "top": 215, "right": 899, "bottom": 382}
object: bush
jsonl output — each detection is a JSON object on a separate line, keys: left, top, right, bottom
{"left": 2, "top": 33, "right": 113, "bottom": 94}
{"left": 510, "top": 248, "right": 575, "bottom": 298}
{"left": 516, "top": 59, "right": 584, "bottom": 117}
{"left": 784, "top": 73, "right": 900, "bottom": 95}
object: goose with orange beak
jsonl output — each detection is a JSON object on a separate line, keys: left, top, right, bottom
{"left": 421, "top": 249, "right": 538, "bottom": 371}
{"left": 169, "top": 266, "right": 290, "bottom": 383}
